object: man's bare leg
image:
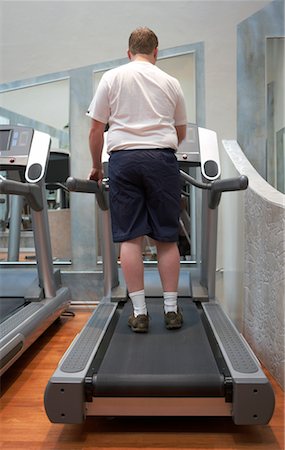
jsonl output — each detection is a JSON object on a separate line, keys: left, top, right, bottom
{"left": 156, "top": 241, "right": 183, "bottom": 328}
{"left": 120, "top": 236, "right": 144, "bottom": 292}
{"left": 120, "top": 236, "right": 147, "bottom": 319}
{"left": 156, "top": 241, "right": 180, "bottom": 293}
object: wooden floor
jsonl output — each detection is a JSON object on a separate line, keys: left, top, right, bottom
{"left": 0, "top": 308, "right": 284, "bottom": 450}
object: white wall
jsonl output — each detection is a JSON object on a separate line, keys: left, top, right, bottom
{"left": 0, "top": 0, "right": 270, "bottom": 141}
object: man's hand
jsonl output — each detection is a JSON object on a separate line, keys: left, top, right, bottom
{"left": 88, "top": 167, "right": 103, "bottom": 183}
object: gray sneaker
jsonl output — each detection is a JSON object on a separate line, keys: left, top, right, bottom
{"left": 164, "top": 308, "right": 183, "bottom": 329}
{"left": 128, "top": 314, "right": 149, "bottom": 333}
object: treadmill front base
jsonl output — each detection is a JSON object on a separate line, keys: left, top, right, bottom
{"left": 85, "top": 397, "right": 232, "bottom": 417}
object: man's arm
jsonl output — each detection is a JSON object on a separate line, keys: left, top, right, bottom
{"left": 88, "top": 119, "right": 106, "bottom": 181}
{"left": 175, "top": 124, "right": 187, "bottom": 145}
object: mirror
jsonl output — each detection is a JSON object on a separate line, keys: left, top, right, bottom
{"left": 0, "top": 78, "right": 71, "bottom": 263}
{"left": 266, "top": 37, "right": 285, "bottom": 193}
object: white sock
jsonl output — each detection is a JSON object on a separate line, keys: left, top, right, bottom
{"left": 129, "top": 289, "right": 147, "bottom": 317}
{"left": 163, "top": 292, "right": 178, "bottom": 314}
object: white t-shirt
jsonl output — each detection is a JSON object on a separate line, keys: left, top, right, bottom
{"left": 87, "top": 61, "right": 187, "bottom": 153}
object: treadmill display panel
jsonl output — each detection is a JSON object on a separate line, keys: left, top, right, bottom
{"left": 0, "top": 126, "right": 33, "bottom": 156}
{"left": 11, "top": 130, "right": 30, "bottom": 148}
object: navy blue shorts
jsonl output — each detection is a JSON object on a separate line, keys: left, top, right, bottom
{"left": 108, "top": 149, "right": 181, "bottom": 243}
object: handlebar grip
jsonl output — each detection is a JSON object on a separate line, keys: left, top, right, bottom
{"left": 65, "top": 177, "right": 108, "bottom": 211}
{"left": 208, "top": 175, "right": 248, "bottom": 209}
{"left": 66, "top": 177, "right": 100, "bottom": 194}
{"left": 212, "top": 175, "right": 248, "bottom": 193}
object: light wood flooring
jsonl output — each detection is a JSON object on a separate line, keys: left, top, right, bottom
{"left": 0, "top": 308, "right": 284, "bottom": 450}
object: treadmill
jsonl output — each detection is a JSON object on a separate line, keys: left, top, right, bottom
{"left": 0, "top": 125, "right": 71, "bottom": 375}
{"left": 44, "top": 124, "right": 275, "bottom": 425}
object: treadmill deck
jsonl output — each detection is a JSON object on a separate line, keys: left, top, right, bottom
{"left": 94, "top": 298, "right": 225, "bottom": 397}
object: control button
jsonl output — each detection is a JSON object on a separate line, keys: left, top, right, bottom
{"left": 204, "top": 160, "right": 219, "bottom": 178}
{"left": 9, "top": 158, "right": 15, "bottom": 163}
{"left": 182, "top": 153, "right": 188, "bottom": 160}
{"left": 27, "top": 163, "right": 42, "bottom": 181}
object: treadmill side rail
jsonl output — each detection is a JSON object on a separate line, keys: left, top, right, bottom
{"left": 0, "top": 287, "right": 70, "bottom": 375}
{"left": 202, "top": 302, "right": 275, "bottom": 424}
{"left": 44, "top": 302, "right": 117, "bottom": 424}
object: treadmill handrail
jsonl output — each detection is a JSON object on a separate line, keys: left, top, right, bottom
{"left": 0, "top": 176, "right": 43, "bottom": 211}
{"left": 66, "top": 171, "right": 248, "bottom": 212}
{"left": 180, "top": 170, "right": 248, "bottom": 209}
{"left": 66, "top": 176, "right": 109, "bottom": 211}
{"left": 180, "top": 170, "right": 211, "bottom": 190}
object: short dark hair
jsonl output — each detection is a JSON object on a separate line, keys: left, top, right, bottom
{"left": 128, "top": 27, "right": 158, "bottom": 55}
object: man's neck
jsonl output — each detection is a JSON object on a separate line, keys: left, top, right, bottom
{"left": 129, "top": 52, "right": 156, "bottom": 65}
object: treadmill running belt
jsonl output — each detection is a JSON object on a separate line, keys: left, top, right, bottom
{"left": 0, "top": 297, "right": 26, "bottom": 322}
{"left": 95, "top": 299, "right": 225, "bottom": 397}
{"left": 0, "top": 269, "right": 38, "bottom": 297}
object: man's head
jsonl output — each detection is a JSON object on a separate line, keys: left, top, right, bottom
{"left": 128, "top": 27, "right": 158, "bottom": 62}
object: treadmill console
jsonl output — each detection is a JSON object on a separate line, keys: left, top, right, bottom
{"left": 177, "top": 123, "right": 221, "bottom": 181}
{"left": 176, "top": 124, "right": 200, "bottom": 165}
{"left": 0, "top": 126, "right": 33, "bottom": 157}
{"left": 0, "top": 125, "right": 51, "bottom": 183}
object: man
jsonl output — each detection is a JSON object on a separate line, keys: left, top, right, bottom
{"left": 87, "top": 27, "right": 187, "bottom": 333}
